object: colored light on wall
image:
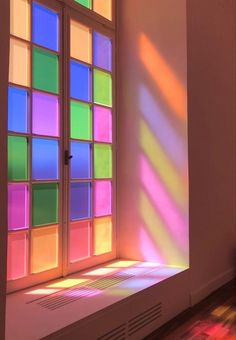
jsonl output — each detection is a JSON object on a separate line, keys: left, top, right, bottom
{"left": 93, "top": 0, "right": 112, "bottom": 21}
{"left": 93, "top": 217, "right": 112, "bottom": 255}
{"left": 71, "top": 142, "right": 91, "bottom": 179}
{"left": 94, "top": 143, "right": 112, "bottom": 179}
{"left": 8, "top": 136, "right": 28, "bottom": 181}
{"left": 70, "top": 61, "right": 91, "bottom": 101}
{"left": 9, "top": 38, "right": 30, "bottom": 87}
{"left": 33, "top": 3, "right": 59, "bottom": 52}
{"left": 71, "top": 20, "right": 91, "bottom": 64}
{"left": 70, "top": 182, "right": 91, "bottom": 220}
{"left": 94, "top": 105, "right": 112, "bottom": 143}
{"left": 94, "top": 69, "right": 112, "bottom": 107}
{"left": 70, "top": 100, "right": 92, "bottom": 140}
{"left": 7, "top": 232, "right": 28, "bottom": 280}
{"left": 32, "top": 91, "right": 59, "bottom": 137}
{"left": 31, "top": 226, "right": 58, "bottom": 273}
{"left": 10, "top": 0, "right": 30, "bottom": 41}
{"left": 8, "top": 86, "right": 29, "bottom": 133}
{"left": 94, "top": 180, "right": 112, "bottom": 217}
{"left": 74, "top": 0, "right": 91, "bottom": 9}
{"left": 32, "top": 183, "right": 58, "bottom": 226}
{"left": 69, "top": 221, "right": 90, "bottom": 262}
{"left": 8, "top": 184, "right": 29, "bottom": 231}
{"left": 93, "top": 32, "right": 112, "bottom": 71}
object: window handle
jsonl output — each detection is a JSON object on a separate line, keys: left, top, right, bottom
{"left": 64, "top": 150, "right": 73, "bottom": 165}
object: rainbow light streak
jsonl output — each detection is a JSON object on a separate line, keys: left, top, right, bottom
{"left": 140, "top": 226, "right": 166, "bottom": 263}
{"left": 47, "top": 278, "right": 88, "bottom": 288}
{"left": 64, "top": 288, "right": 100, "bottom": 298}
{"left": 83, "top": 267, "right": 117, "bottom": 276}
{"left": 106, "top": 260, "right": 139, "bottom": 268}
{"left": 26, "top": 288, "right": 60, "bottom": 295}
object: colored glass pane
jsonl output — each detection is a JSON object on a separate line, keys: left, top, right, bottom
{"left": 32, "top": 138, "right": 59, "bottom": 180}
{"left": 9, "top": 38, "right": 30, "bottom": 87}
{"left": 10, "top": 0, "right": 30, "bottom": 40}
{"left": 70, "top": 60, "right": 91, "bottom": 101}
{"left": 8, "top": 136, "right": 28, "bottom": 181}
{"left": 32, "top": 183, "right": 58, "bottom": 226}
{"left": 70, "top": 20, "right": 91, "bottom": 63}
{"left": 94, "top": 32, "right": 112, "bottom": 71}
{"left": 33, "top": 47, "right": 59, "bottom": 94}
{"left": 94, "top": 217, "right": 112, "bottom": 255}
{"left": 94, "top": 181, "right": 112, "bottom": 217}
{"left": 8, "top": 184, "right": 29, "bottom": 231}
{"left": 70, "top": 182, "right": 91, "bottom": 220}
{"left": 94, "top": 105, "right": 112, "bottom": 142}
{"left": 74, "top": 0, "right": 91, "bottom": 9}
{"left": 94, "top": 0, "right": 112, "bottom": 20}
{"left": 7, "top": 232, "right": 28, "bottom": 280}
{"left": 70, "top": 100, "right": 91, "bottom": 140}
{"left": 33, "top": 3, "right": 59, "bottom": 52}
{"left": 32, "top": 91, "right": 59, "bottom": 137}
{"left": 71, "top": 142, "right": 91, "bottom": 179}
{"left": 8, "top": 86, "right": 29, "bottom": 133}
{"left": 94, "top": 69, "right": 112, "bottom": 107}
{"left": 31, "top": 226, "right": 59, "bottom": 273}
{"left": 94, "top": 144, "right": 112, "bottom": 179}
{"left": 69, "top": 221, "right": 90, "bottom": 262}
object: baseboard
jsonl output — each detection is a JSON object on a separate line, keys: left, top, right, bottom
{"left": 190, "top": 267, "right": 235, "bottom": 306}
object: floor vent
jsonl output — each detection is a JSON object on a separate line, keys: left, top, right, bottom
{"left": 97, "top": 323, "right": 126, "bottom": 340}
{"left": 127, "top": 303, "right": 162, "bottom": 336}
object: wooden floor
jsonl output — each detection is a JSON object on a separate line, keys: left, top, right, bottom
{"left": 145, "top": 279, "right": 236, "bottom": 340}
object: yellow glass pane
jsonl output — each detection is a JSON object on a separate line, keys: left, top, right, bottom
{"left": 93, "top": 0, "right": 112, "bottom": 21}
{"left": 9, "top": 38, "right": 30, "bottom": 87}
{"left": 94, "top": 217, "right": 112, "bottom": 255}
{"left": 10, "top": 0, "right": 31, "bottom": 40}
{"left": 31, "top": 225, "right": 58, "bottom": 274}
{"left": 70, "top": 20, "right": 91, "bottom": 63}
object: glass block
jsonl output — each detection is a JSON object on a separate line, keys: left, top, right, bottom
{"left": 8, "top": 86, "right": 29, "bottom": 133}
{"left": 32, "top": 183, "right": 58, "bottom": 226}
{"left": 33, "top": 3, "right": 59, "bottom": 52}
{"left": 33, "top": 47, "right": 59, "bottom": 94}
{"left": 94, "top": 69, "right": 112, "bottom": 107}
{"left": 32, "top": 138, "right": 59, "bottom": 180}
{"left": 94, "top": 217, "right": 112, "bottom": 255}
{"left": 8, "top": 136, "right": 28, "bottom": 181}
{"left": 31, "top": 226, "right": 58, "bottom": 273}
{"left": 70, "top": 60, "right": 91, "bottom": 101}
{"left": 70, "top": 20, "right": 91, "bottom": 63}
{"left": 94, "top": 32, "right": 112, "bottom": 71}
{"left": 9, "top": 38, "right": 30, "bottom": 87}
{"left": 71, "top": 142, "right": 91, "bottom": 179}
{"left": 94, "top": 105, "right": 112, "bottom": 143}
{"left": 70, "top": 182, "right": 91, "bottom": 220}
{"left": 94, "top": 144, "right": 112, "bottom": 179}
{"left": 74, "top": 0, "right": 91, "bottom": 9}
{"left": 70, "top": 100, "right": 91, "bottom": 140}
{"left": 94, "top": 0, "right": 112, "bottom": 21}
{"left": 69, "top": 221, "right": 90, "bottom": 262}
{"left": 7, "top": 232, "right": 28, "bottom": 280}
{"left": 94, "top": 181, "right": 112, "bottom": 217}
{"left": 10, "top": 0, "right": 30, "bottom": 40}
{"left": 8, "top": 184, "right": 29, "bottom": 231}
{"left": 32, "top": 91, "right": 59, "bottom": 137}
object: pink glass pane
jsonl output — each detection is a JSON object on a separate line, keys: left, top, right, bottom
{"left": 32, "top": 91, "right": 59, "bottom": 137}
{"left": 8, "top": 184, "right": 29, "bottom": 231}
{"left": 7, "top": 232, "right": 28, "bottom": 280}
{"left": 94, "top": 105, "right": 112, "bottom": 143}
{"left": 69, "top": 221, "right": 90, "bottom": 262}
{"left": 94, "top": 180, "right": 112, "bottom": 217}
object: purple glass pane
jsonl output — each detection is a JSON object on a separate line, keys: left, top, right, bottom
{"left": 93, "top": 32, "right": 112, "bottom": 71}
{"left": 71, "top": 142, "right": 91, "bottom": 179}
{"left": 8, "top": 184, "right": 29, "bottom": 231}
{"left": 94, "top": 105, "right": 112, "bottom": 143}
{"left": 70, "top": 182, "right": 91, "bottom": 220}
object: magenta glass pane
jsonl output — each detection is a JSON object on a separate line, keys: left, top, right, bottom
{"left": 94, "top": 105, "right": 112, "bottom": 143}
{"left": 7, "top": 232, "right": 28, "bottom": 280}
{"left": 69, "top": 221, "right": 90, "bottom": 262}
{"left": 8, "top": 184, "right": 29, "bottom": 231}
{"left": 94, "top": 180, "right": 112, "bottom": 217}
{"left": 32, "top": 91, "right": 59, "bottom": 137}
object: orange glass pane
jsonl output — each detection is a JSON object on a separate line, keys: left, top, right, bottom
{"left": 9, "top": 38, "right": 30, "bottom": 87}
{"left": 94, "top": 216, "right": 112, "bottom": 255}
{"left": 93, "top": 0, "right": 112, "bottom": 21}
{"left": 10, "top": 0, "right": 31, "bottom": 40}
{"left": 31, "top": 225, "right": 58, "bottom": 274}
{"left": 7, "top": 232, "right": 28, "bottom": 280}
{"left": 70, "top": 20, "right": 91, "bottom": 63}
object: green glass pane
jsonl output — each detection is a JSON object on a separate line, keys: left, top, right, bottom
{"left": 94, "top": 69, "right": 112, "bottom": 107}
{"left": 70, "top": 101, "right": 92, "bottom": 140}
{"left": 8, "top": 136, "right": 28, "bottom": 181}
{"left": 74, "top": 0, "right": 91, "bottom": 9}
{"left": 33, "top": 47, "right": 59, "bottom": 94}
{"left": 32, "top": 183, "right": 58, "bottom": 226}
{"left": 94, "top": 144, "right": 112, "bottom": 179}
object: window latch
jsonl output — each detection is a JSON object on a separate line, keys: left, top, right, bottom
{"left": 64, "top": 150, "right": 73, "bottom": 165}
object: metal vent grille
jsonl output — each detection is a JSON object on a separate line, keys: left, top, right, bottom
{"left": 128, "top": 303, "right": 162, "bottom": 336}
{"left": 97, "top": 323, "right": 126, "bottom": 340}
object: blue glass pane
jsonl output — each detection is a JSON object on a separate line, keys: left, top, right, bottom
{"left": 8, "top": 86, "right": 28, "bottom": 133}
{"left": 71, "top": 142, "right": 91, "bottom": 179}
{"left": 32, "top": 138, "right": 59, "bottom": 180}
{"left": 70, "top": 60, "right": 91, "bottom": 101}
{"left": 93, "top": 32, "right": 112, "bottom": 71}
{"left": 70, "top": 182, "right": 91, "bottom": 220}
{"left": 33, "top": 3, "right": 59, "bottom": 52}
